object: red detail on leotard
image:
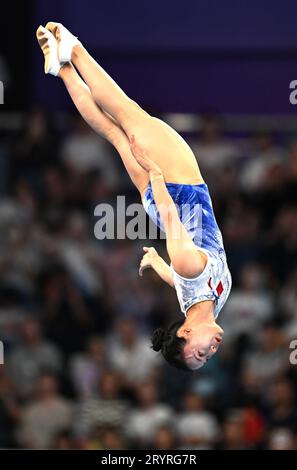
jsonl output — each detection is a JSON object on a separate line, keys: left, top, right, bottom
{"left": 216, "top": 281, "right": 224, "bottom": 297}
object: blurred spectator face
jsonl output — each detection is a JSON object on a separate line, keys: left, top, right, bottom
{"left": 14, "top": 179, "right": 36, "bottom": 211}
{"left": 26, "top": 107, "right": 49, "bottom": 141}
{"left": 268, "top": 378, "right": 294, "bottom": 407}
{"left": 21, "top": 318, "right": 42, "bottom": 345}
{"left": 223, "top": 412, "right": 246, "bottom": 449}
{"left": 87, "top": 336, "right": 105, "bottom": 362}
{"left": 36, "top": 374, "right": 58, "bottom": 400}
{"left": 153, "top": 425, "right": 176, "bottom": 450}
{"left": 254, "top": 131, "right": 273, "bottom": 152}
{"left": 288, "top": 144, "right": 297, "bottom": 178}
{"left": 53, "top": 431, "right": 74, "bottom": 450}
{"left": 66, "top": 212, "right": 89, "bottom": 241}
{"left": 43, "top": 167, "right": 65, "bottom": 201}
{"left": 183, "top": 391, "right": 204, "bottom": 412}
{"left": 261, "top": 324, "right": 283, "bottom": 353}
{"left": 136, "top": 382, "right": 158, "bottom": 408}
{"left": 268, "top": 428, "right": 295, "bottom": 450}
{"left": 274, "top": 207, "right": 297, "bottom": 238}
{"left": 0, "top": 365, "right": 14, "bottom": 395}
{"left": 99, "top": 371, "right": 120, "bottom": 399}
{"left": 116, "top": 318, "right": 137, "bottom": 347}
{"left": 223, "top": 204, "right": 260, "bottom": 244}
{"left": 101, "top": 427, "right": 125, "bottom": 450}
{"left": 240, "top": 264, "right": 266, "bottom": 291}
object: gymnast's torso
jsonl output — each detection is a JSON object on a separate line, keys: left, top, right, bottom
{"left": 142, "top": 182, "right": 232, "bottom": 318}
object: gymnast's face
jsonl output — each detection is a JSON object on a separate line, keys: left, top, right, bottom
{"left": 177, "top": 322, "right": 224, "bottom": 370}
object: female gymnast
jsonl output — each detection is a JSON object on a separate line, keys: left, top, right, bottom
{"left": 36, "top": 22, "right": 232, "bottom": 371}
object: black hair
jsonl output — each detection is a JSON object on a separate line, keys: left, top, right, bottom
{"left": 151, "top": 319, "right": 191, "bottom": 371}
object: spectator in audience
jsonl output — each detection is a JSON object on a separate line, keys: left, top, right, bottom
{"left": 175, "top": 390, "right": 219, "bottom": 449}
{"left": 280, "top": 269, "right": 297, "bottom": 328}
{"left": 108, "top": 317, "right": 161, "bottom": 385}
{"left": 41, "top": 267, "right": 93, "bottom": 353}
{"left": 240, "top": 131, "right": 287, "bottom": 193}
{"left": 286, "top": 143, "right": 297, "bottom": 202}
{"left": 267, "top": 428, "right": 295, "bottom": 450}
{"left": 7, "top": 317, "right": 62, "bottom": 398}
{"left": 84, "top": 425, "right": 127, "bottom": 450}
{"left": 58, "top": 211, "right": 104, "bottom": 297}
{"left": 125, "top": 381, "right": 173, "bottom": 447}
{"left": 12, "top": 107, "right": 59, "bottom": 181}
{"left": 217, "top": 409, "right": 249, "bottom": 450}
{"left": 16, "top": 373, "right": 73, "bottom": 449}
{"left": 70, "top": 335, "right": 107, "bottom": 398}
{"left": 221, "top": 263, "right": 274, "bottom": 344}
{"left": 241, "top": 322, "right": 288, "bottom": 391}
{"left": 268, "top": 207, "right": 297, "bottom": 282}
{"left": 51, "top": 429, "right": 76, "bottom": 449}
{"left": 192, "top": 114, "right": 242, "bottom": 178}
{"left": 265, "top": 377, "right": 297, "bottom": 430}
{"left": 75, "top": 369, "right": 129, "bottom": 438}
{"left": 60, "top": 116, "right": 119, "bottom": 188}
{"left": 0, "top": 366, "right": 20, "bottom": 447}
{"left": 151, "top": 425, "right": 178, "bottom": 450}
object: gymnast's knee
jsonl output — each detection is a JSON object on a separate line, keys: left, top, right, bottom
{"left": 116, "top": 99, "right": 150, "bottom": 126}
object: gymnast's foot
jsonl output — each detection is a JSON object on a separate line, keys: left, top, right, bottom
{"left": 45, "top": 22, "right": 81, "bottom": 64}
{"left": 36, "top": 26, "right": 61, "bottom": 76}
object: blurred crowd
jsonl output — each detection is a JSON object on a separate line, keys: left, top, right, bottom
{"left": 0, "top": 109, "right": 297, "bottom": 450}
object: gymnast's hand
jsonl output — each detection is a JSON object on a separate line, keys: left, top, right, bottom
{"left": 139, "top": 246, "right": 159, "bottom": 276}
{"left": 129, "top": 134, "right": 162, "bottom": 177}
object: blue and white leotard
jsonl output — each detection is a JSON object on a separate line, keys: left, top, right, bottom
{"left": 142, "top": 182, "right": 232, "bottom": 318}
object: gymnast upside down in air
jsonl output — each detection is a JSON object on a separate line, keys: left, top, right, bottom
{"left": 36, "top": 22, "right": 232, "bottom": 371}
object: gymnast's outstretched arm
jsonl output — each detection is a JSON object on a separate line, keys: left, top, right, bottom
{"left": 139, "top": 246, "right": 174, "bottom": 287}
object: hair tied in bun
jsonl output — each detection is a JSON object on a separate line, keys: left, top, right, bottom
{"left": 151, "top": 328, "right": 166, "bottom": 351}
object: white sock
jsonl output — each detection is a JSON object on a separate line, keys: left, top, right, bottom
{"left": 36, "top": 26, "right": 61, "bottom": 77}
{"left": 46, "top": 22, "right": 81, "bottom": 63}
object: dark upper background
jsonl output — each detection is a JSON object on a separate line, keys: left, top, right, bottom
{"left": 3, "top": 0, "right": 297, "bottom": 113}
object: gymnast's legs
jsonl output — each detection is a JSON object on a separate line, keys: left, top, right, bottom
{"left": 70, "top": 43, "right": 203, "bottom": 187}
{"left": 58, "top": 62, "right": 149, "bottom": 192}
{"left": 38, "top": 22, "right": 204, "bottom": 196}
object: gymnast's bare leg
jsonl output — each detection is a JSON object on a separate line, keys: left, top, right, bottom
{"left": 58, "top": 63, "right": 149, "bottom": 193}
{"left": 42, "top": 22, "right": 204, "bottom": 196}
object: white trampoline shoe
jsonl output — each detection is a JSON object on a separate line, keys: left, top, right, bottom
{"left": 36, "top": 25, "right": 61, "bottom": 76}
{"left": 45, "top": 22, "right": 81, "bottom": 63}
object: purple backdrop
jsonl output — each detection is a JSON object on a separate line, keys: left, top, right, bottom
{"left": 33, "top": 0, "right": 297, "bottom": 114}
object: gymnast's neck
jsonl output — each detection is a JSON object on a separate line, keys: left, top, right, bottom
{"left": 185, "top": 300, "right": 215, "bottom": 325}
